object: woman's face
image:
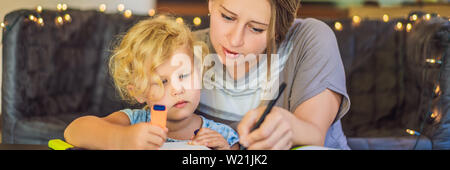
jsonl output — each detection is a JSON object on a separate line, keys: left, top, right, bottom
{"left": 208, "top": 0, "right": 271, "bottom": 67}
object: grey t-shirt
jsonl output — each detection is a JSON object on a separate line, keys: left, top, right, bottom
{"left": 194, "top": 18, "right": 351, "bottom": 150}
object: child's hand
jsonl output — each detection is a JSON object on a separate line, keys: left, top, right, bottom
{"left": 121, "top": 122, "right": 168, "bottom": 150}
{"left": 190, "top": 128, "right": 230, "bottom": 150}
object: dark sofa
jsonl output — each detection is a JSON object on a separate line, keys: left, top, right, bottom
{"left": 1, "top": 9, "right": 449, "bottom": 149}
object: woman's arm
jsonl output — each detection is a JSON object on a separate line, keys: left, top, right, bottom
{"left": 238, "top": 89, "right": 341, "bottom": 149}
{"left": 290, "top": 89, "right": 341, "bottom": 146}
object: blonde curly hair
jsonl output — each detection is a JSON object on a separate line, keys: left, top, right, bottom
{"left": 109, "top": 17, "right": 208, "bottom": 104}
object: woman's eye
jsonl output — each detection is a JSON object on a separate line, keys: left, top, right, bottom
{"left": 251, "top": 27, "right": 265, "bottom": 33}
{"left": 179, "top": 73, "right": 190, "bottom": 79}
{"left": 221, "top": 13, "right": 234, "bottom": 21}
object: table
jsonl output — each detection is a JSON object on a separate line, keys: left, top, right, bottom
{"left": 0, "top": 143, "right": 336, "bottom": 150}
{"left": 0, "top": 144, "right": 50, "bottom": 150}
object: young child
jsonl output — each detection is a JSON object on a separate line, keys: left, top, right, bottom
{"left": 63, "top": 17, "right": 239, "bottom": 150}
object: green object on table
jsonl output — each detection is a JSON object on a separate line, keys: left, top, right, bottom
{"left": 291, "top": 146, "right": 305, "bottom": 150}
{"left": 291, "top": 145, "right": 336, "bottom": 150}
{"left": 48, "top": 139, "right": 74, "bottom": 150}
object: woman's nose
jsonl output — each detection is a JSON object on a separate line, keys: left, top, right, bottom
{"left": 228, "top": 26, "right": 245, "bottom": 47}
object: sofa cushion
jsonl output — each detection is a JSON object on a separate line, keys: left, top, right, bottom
{"left": 7, "top": 113, "right": 90, "bottom": 144}
{"left": 347, "top": 137, "right": 432, "bottom": 150}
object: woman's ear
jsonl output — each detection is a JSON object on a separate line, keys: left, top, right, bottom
{"left": 127, "top": 85, "right": 146, "bottom": 104}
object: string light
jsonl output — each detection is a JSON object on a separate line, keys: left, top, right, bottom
{"left": 425, "top": 13, "right": 431, "bottom": 20}
{"left": 427, "top": 59, "right": 442, "bottom": 64}
{"left": 406, "top": 23, "right": 412, "bottom": 32}
{"left": 64, "top": 14, "right": 71, "bottom": 22}
{"left": 383, "top": 14, "right": 390, "bottom": 23}
{"left": 193, "top": 17, "right": 202, "bottom": 26}
{"left": 57, "top": 4, "right": 63, "bottom": 11}
{"left": 99, "top": 4, "right": 106, "bottom": 12}
{"left": 148, "top": 9, "right": 156, "bottom": 16}
{"left": 124, "top": 9, "right": 132, "bottom": 18}
{"left": 62, "top": 4, "right": 68, "bottom": 11}
{"left": 352, "top": 16, "right": 361, "bottom": 26}
{"left": 426, "top": 58, "right": 436, "bottom": 64}
{"left": 431, "top": 111, "right": 442, "bottom": 123}
{"left": 117, "top": 4, "right": 125, "bottom": 12}
{"left": 55, "top": 16, "right": 64, "bottom": 26}
{"left": 37, "top": 17, "right": 44, "bottom": 26}
{"left": 1, "top": 22, "right": 5, "bottom": 30}
{"left": 176, "top": 17, "right": 184, "bottom": 24}
{"left": 334, "top": 21, "right": 343, "bottom": 31}
{"left": 54, "top": 14, "right": 71, "bottom": 26}
{"left": 410, "top": 14, "right": 418, "bottom": 21}
{"left": 36, "top": 5, "right": 43, "bottom": 13}
{"left": 352, "top": 16, "right": 361, "bottom": 23}
{"left": 435, "top": 85, "right": 440, "bottom": 95}
{"left": 406, "top": 129, "right": 420, "bottom": 136}
{"left": 431, "top": 112, "right": 438, "bottom": 119}
{"left": 24, "top": 5, "right": 438, "bottom": 36}
{"left": 395, "top": 22, "right": 403, "bottom": 31}
{"left": 29, "top": 14, "right": 37, "bottom": 22}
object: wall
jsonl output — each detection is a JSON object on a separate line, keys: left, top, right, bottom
{"left": 0, "top": 0, "right": 157, "bottom": 116}
{"left": 349, "top": 4, "right": 450, "bottom": 19}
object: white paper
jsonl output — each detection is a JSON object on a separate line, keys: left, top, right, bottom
{"left": 293, "top": 146, "right": 337, "bottom": 150}
{"left": 160, "top": 142, "right": 211, "bottom": 150}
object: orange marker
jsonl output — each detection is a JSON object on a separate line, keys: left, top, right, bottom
{"left": 151, "top": 105, "right": 167, "bottom": 128}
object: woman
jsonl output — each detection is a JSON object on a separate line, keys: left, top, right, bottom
{"left": 194, "top": 0, "right": 351, "bottom": 150}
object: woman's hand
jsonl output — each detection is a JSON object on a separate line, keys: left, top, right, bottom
{"left": 237, "top": 106, "right": 294, "bottom": 150}
{"left": 238, "top": 89, "right": 343, "bottom": 150}
{"left": 121, "top": 122, "right": 168, "bottom": 150}
{"left": 190, "top": 128, "right": 231, "bottom": 150}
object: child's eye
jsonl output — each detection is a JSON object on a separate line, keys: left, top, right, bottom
{"left": 161, "top": 79, "right": 168, "bottom": 84}
{"left": 221, "top": 13, "right": 235, "bottom": 21}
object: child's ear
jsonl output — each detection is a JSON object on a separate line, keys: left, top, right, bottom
{"left": 127, "top": 85, "right": 146, "bottom": 104}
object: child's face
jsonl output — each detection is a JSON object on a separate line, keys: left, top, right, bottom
{"left": 145, "top": 47, "right": 201, "bottom": 122}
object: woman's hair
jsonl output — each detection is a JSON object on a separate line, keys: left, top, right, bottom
{"left": 267, "top": 0, "right": 301, "bottom": 52}
{"left": 265, "top": 0, "right": 301, "bottom": 79}
{"left": 109, "top": 17, "right": 208, "bottom": 103}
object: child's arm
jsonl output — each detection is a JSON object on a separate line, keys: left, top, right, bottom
{"left": 191, "top": 128, "right": 234, "bottom": 150}
{"left": 64, "top": 112, "right": 167, "bottom": 150}
{"left": 230, "top": 143, "right": 240, "bottom": 150}
{"left": 64, "top": 112, "right": 129, "bottom": 149}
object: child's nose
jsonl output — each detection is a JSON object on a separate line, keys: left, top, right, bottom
{"left": 170, "top": 86, "right": 185, "bottom": 96}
